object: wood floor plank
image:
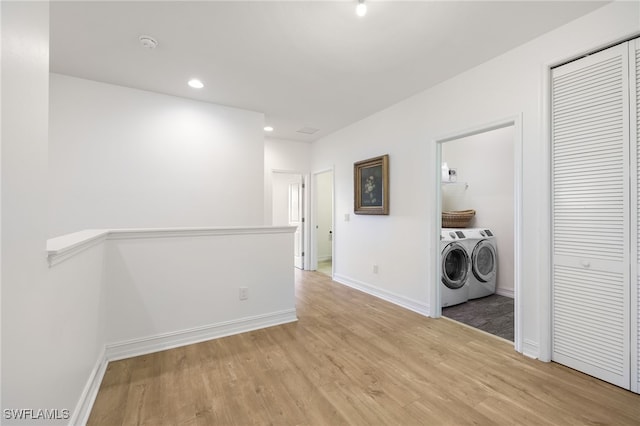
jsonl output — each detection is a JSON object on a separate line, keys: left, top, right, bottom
{"left": 88, "top": 269, "right": 640, "bottom": 425}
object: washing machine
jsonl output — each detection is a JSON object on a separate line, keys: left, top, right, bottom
{"left": 440, "top": 228, "right": 471, "bottom": 307}
{"left": 464, "top": 228, "right": 498, "bottom": 300}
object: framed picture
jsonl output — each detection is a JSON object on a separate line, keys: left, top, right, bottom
{"left": 354, "top": 154, "right": 389, "bottom": 215}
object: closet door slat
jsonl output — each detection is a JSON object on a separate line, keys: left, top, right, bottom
{"left": 551, "top": 42, "right": 630, "bottom": 389}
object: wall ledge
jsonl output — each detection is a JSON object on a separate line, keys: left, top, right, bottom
{"left": 106, "top": 225, "right": 296, "bottom": 240}
{"left": 47, "top": 229, "right": 108, "bottom": 267}
{"left": 47, "top": 226, "right": 296, "bottom": 267}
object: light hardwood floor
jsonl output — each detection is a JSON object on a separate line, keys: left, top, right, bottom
{"left": 316, "top": 259, "right": 332, "bottom": 276}
{"left": 89, "top": 270, "right": 640, "bottom": 425}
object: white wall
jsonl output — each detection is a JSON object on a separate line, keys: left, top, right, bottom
{"left": 48, "top": 74, "right": 265, "bottom": 237}
{"left": 2, "top": 3, "right": 100, "bottom": 424}
{"left": 311, "top": 2, "right": 640, "bottom": 357}
{"left": 264, "top": 138, "right": 311, "bottom": 173}
{"left": 442, "top": 126, "right": 515, "bottom": 296}
{"left": 47, "top": 242, "right": 107, "bottom": 424}
{"left": 103, "top": 229, "right": 296, "bottom": 354}
{"left": 315, "top": 171, "right": 333, "bottom": 261}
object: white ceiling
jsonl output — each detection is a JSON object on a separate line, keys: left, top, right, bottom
{"left": 50, "top": 1, "right": 607, "bottom": 142}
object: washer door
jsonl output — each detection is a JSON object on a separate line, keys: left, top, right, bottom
{"left": 472, "top": 240, "right": 496, "bottom": 282}
{"left": 441, "top": 242, "right": 470, "bottom": 289}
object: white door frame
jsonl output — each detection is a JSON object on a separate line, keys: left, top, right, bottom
{"left": 431, "top": 115, "right": 524, "bottom": 353}
{"left": 310, "top": 167, "right": 335, "bottom": 274}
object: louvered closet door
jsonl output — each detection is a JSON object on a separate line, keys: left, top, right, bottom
{"left": 633, "top": 38, "right": 640, "bottom": 394}
{"left": 552, "top": 43, "right": 631, "bottom": 389}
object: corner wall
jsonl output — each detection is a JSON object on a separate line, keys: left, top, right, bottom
{"left": 42, "top": 226, "right": 297, "bottom": 423}
{"left": 311, "top": 1, "right": 640, "bottom": 358}
{"left": 2, "top": 2, "right": 100, "bottom": 425}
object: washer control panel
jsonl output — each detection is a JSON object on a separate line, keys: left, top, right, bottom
{"left": 447, "top": 231, "right": 467, "bottom": 239}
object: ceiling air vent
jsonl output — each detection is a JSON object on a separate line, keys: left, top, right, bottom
{"left": 296, "top": 127, "right": 319, "bottom": 135}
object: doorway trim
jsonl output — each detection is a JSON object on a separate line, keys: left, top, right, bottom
{"left": 310, "top": 167, "right": 335, "bottom": 275}
{"left": 431, "top": 115, "right": 523, "bottom": 353}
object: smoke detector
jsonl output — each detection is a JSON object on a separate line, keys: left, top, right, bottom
{"left": 139, "top": 35, "right": 158, "bottom": 49}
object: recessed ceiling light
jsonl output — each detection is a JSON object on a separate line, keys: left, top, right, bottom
{"left": 139, "top": 35, "right": 158, "bottom": 49}
{"left": 264, "top": 126, "right": 274, "bottom": 132}
{"left": 188, "top": 79, "right": 204, "bottom": 89}
{"left": 356, "top": 0, "right": 367, "bottom": 17}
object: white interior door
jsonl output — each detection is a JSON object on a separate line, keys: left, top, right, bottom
{"left": 289, "top": 179, "right": 304, "bottom": 269}
{"left": 272, "top": 172, "right": 305, "bottom": 269}
{"left": 551, "top": 42, "right": 631, "bottom": 389}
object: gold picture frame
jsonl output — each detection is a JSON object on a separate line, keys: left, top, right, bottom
{"left": 354, "top": 154, "right": 389, "bottom": 215}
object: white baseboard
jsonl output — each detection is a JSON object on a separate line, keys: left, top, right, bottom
{"left": 496, "top": 288, "right": 514, "bottom": 298}
{"left": 522, "top": 339, "right": 539, "bottom": 359}
{"left": 70, "top": 347, "right": 108, "bottom": 426}
{"left": 333, "top": 273, "right": 430, "bottom": 316}
{"left": 105, "top": 309, "right": 298, "bottom": 362}
{"left": 317, "top": 256, "right": 332, "bottom": 262}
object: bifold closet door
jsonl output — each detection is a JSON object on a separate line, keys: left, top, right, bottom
{"left": 551, "top": 42, "right": 631, "bottom": 389}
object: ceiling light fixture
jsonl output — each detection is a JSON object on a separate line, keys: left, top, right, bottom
{"left": 356, "top": 0, "right": 367, "bottom": 17}
{"left": 264, "top": 126, "right": 274, "bottom": 132}
{"left": 138, "top": 35, "right": 158, "bottom": 49}
{"left": 188, "top": 79, "right": 204, "bottom": 89}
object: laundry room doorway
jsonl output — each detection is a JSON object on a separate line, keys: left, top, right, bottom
{"left": 433, "top": 117, "right": 523, "bottom": 350}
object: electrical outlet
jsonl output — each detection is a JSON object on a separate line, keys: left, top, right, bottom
{"left": 239, "top": 287, "right": 249, "bottom": 300}
{"left": 372, "top": 264, "right": 378, "bottom": 274}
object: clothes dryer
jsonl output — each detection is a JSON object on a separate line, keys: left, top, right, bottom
{"left": 464, "top": 228, "right": 498, "bottom": 300}
{"left": 441, "top": 228, "right": 471, "bottom": 307}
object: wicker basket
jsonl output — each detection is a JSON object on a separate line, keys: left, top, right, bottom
{"left": 442, "top": 209, "right": 475, "bottom": 228}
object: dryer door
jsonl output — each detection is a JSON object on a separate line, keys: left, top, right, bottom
{"left": 472, "top": 240, "right": 496, "bottom": 282}
{"left": 442, "top": 242, "right": 470, "bottom": 289}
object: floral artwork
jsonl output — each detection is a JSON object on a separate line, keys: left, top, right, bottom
{"left": 354, "top": 154, "right": 389, "bottom": 215}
